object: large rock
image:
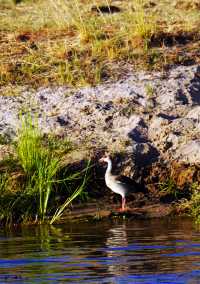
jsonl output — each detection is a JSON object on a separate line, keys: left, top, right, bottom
{"left": 176, "top": 140, "right": 200, "bottom": 164}
{"left": 1, "top": 64, "right": 200, "bottom": 166}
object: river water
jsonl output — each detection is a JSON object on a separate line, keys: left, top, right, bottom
{"left": 0, "top": 217, "right": 200, "bottom": 283}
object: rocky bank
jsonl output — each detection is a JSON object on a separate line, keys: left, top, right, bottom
{"left": 1, "top": 64, "right": 200, "bottom": 194}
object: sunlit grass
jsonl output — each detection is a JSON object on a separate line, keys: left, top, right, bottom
{"left": 14, "top": 115, "right": 62, "bottom": 221}
{"left": 50, "top": 159, "right": 90, "bottom": 224}
{"left": 0, "top": 115, "right": 91, "bottom": 225}
{"left": 0, "top": 0, "right": 200, "bottom": 89}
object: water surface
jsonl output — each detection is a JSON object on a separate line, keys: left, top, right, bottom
{"left": 0, "top": 217, "right": 200, "bottom": 283}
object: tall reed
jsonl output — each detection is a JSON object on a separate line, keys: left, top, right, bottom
{"left": 13, "top": 115, "right": 90, "bottom": 223}
{"left": 16, "top": 116, "right": 60, "bottom": 220}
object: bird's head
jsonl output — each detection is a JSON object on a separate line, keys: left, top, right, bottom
{"left": 99, "top": 154, "right": 111, "bottom": 163}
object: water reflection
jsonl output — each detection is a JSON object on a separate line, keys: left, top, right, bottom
{"left": 105, "top": 224, "right": 129, "bottom": 277}
{"left": 0, "top": 218, "right": 200, "bottom": 283}
{"left": 96, "top": 218, "right": 200, "bottom": 283}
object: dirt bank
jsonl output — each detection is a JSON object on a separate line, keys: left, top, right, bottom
{"left": 1, "top": 64, "right": 200, "bottom": 217}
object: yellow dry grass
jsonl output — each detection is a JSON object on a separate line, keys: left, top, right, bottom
{"left": 0, "top": 0, "right": 200, "bottom": 91}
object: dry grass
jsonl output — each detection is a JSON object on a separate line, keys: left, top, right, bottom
{"left": 0, "top": 0, "right": 200, "bottom": 91}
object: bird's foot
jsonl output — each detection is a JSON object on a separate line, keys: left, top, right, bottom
{"left": 118, "top": 208, "right": 126, "bottom": 212}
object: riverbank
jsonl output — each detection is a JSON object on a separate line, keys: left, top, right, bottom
{"left": 60, "top": 201, "right": 176, "bottom": 222}
{"left": 1, "top": 0, "right": 200, "bottom": 225}
{"left": 0, "top": 64, "right": 200, "bottom": 224}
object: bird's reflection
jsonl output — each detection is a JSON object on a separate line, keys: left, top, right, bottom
{"left": 105, "top": 223, "right": 129, "bottom": 277}
{"left": 106, "top": 223, "right": 128, "bottom": 248}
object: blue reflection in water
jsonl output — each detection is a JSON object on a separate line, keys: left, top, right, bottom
{"left": 0, "top": 218, "right": 200, "bottom": 283}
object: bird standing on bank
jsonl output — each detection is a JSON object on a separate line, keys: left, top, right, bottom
{"left": 99, "top": 155, "right": 141, "bottom": 211}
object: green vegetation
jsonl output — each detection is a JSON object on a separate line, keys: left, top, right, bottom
{"left": 159, "top": 178, "right": 181, "bottom": 200}
{"left": 145, "top": 83, "right": 154, "bottom": 97}
{"left": 158, "top": 178, "right": 200, "bottom": 223}
{"left": 1, "top": 0, "right": 200, "bottom": 91}
{"left": 0, "top": 116, "right": 91, "bottom": 225}
{"left": 186, "top": 182, "right": 200, "bottom": 223}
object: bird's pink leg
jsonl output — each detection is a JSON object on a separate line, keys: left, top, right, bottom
{"left": 121, "top": 197, "right": 126, "bottom": 211}
{"left": 124, "top": 197, "right": 126, "bottom": 210}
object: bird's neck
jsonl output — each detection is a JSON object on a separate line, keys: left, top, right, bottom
{"left": 105, "top": 160, "right": 112, "bottom": 177}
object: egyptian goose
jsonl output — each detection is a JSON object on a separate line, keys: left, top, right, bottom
{"left": 99, "top": 155, "right": 141, "bottom": 211}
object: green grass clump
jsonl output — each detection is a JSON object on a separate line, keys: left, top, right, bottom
{"left": 17, "top": 116, "right": 44, "bottom": 174}
{"left": 187, "top": 182, "right": 200, "bottom": 223}
{"left": 17, "top": 117, "right": 61, "bottom": 221}
{"left": 0, "top": 116, "right": 90, "bottom": 225}
{"left": 159, "top": 178, "right": 180, "bottom": 199}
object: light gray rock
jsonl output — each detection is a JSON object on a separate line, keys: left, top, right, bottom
{"left": 176, "top": 140, "right": 200, "bottom": 164}
{"left": 1, "top": 64, "right": 200, "bottom": 165}
{"left": 186, "top": 106, "right": 200, "bottom": 121}
{"left": 148, "top": 116, "right": 170, "bottom": 141}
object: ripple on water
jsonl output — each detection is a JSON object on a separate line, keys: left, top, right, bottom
{"left": 0, "top": 218, "right": 200, "bottom": 283}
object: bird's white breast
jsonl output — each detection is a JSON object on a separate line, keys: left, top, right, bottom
{"left": 105, "top": 175, "right": 128, "bottom": 197}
